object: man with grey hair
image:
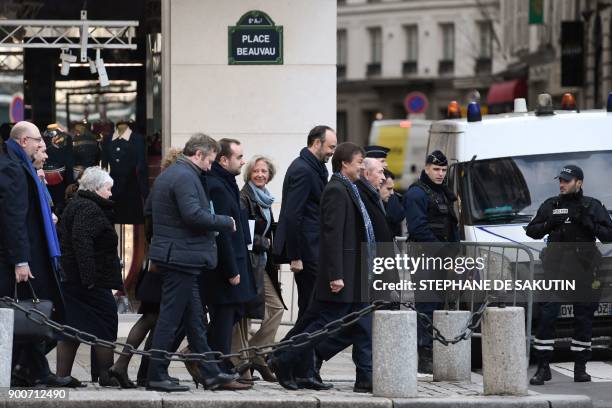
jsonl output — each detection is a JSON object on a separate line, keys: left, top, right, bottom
{"left": 0, "top": 121, "right": 67, "bottom": 387}
{"left": 145, "top": 133, "right": 238, "bottom": 392}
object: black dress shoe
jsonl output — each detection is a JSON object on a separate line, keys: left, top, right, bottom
{"left": 353, "top": 381, "right": 373, "bottom": 393}
{"left": 202, "top": 373, "right": 239, "bottom": 390}
{"left": 295, "top": 377, "right": 333, "bottom": 390}
{"left": 64, "top": 376, "right": 87, "bottom": 388}
{"left": 146, "top": 380, "right": 189, "bottom": 392}
{"left": 267, "top": 357, "right": 298, "bottom": 391}
{"left": 35, "top": 374, "right": 72, "bottom": 387}
{"left": 137, "top": 378, "right": 148, "bottom": 387}
{"left": 108, "top": 367, "right": 137, "bottom": 389}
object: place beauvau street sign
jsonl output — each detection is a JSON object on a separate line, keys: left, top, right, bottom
{"left": 228, "top": 10, "right": 283, "bottom": 65}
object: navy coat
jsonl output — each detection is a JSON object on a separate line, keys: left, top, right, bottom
{"left": 147, "top": 158, "right": 234, "bottom": 272}
{"left": 273, "top": 147, "right": 328, "bottom": 264}
{"left": 201, "top": 162, "right": 257, "bottom": 305}
{"left": 403, "top": 173, "right": 459, "bottom": 243}
{"left": 0, "top": 151, "right": 65, "bottom": 320}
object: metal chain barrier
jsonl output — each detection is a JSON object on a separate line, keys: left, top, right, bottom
{"left": 0, "top": 295, "right": 490, "bottom": 365}
{"left": 402, "top": 295, "right": 493, "bottom": 346}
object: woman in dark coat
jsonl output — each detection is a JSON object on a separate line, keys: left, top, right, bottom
{"left": 239, "top": 156, "right": 287, "bottom": 381}
{"left": 56, "top": 166, "right": 123, "bottom": 387}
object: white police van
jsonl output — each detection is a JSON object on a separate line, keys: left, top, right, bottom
{"left": 426, "top": 93, "right": 612, "bottom": 354}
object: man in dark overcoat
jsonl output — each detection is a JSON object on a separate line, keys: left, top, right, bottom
{"left": 0, "top": 121, "right": 66, "bottom": 386}
{"left": 270, "top": 142, "right": 375, "bottom": 393}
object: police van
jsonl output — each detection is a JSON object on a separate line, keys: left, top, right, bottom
{"left": 426, "top": 93, "right": 612, "bottom": 356}
{"left": 368, "top": 119, "right": 430, "bottom": 190}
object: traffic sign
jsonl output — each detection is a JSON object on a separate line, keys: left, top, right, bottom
{"left": 404, "top": 92, "right": 428, "bottom": 114}
{"left": 9, "top": 94, "right": 24, "bottom": 123}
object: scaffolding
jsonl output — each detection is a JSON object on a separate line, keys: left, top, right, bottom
{"left": 0, "top": 10, "right": 138, "bottom": 62}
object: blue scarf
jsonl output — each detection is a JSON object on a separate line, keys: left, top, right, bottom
{"left": 248, "top": 181, "right": 274, "bottom": 236}
{"left": 6, "top": 139, "right": 61, "bottom": 269}
{"left": 335, "top": 173, "right": 376, "bottom": 278}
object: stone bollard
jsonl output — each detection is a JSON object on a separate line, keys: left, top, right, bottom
{"left": 433, "top": 310, "right": 471, "bottom": 381}
{"left": 482, "top": 306, "right": 528, "bottom": 396}
{"left": 373, "top": 310, "right": 417, "bottom": 398}
{"left": 0, "top": 308, "right": 14, "bottom": 388}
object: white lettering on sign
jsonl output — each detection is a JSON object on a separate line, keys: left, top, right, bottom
{"left": 241, "top": 34, "right": 271, "bottom": 43}
{"left": 236, "top": 47, "right": 277, "bottom": 56}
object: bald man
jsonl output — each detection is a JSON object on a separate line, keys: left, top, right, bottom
{"left": 0, "top": 121, "right": 67, "bottom": 387}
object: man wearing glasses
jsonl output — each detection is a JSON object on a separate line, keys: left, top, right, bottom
{"left": 403, "top": 150, "right": 459, "bottom": 374}
{"left": 0, "top": 121, "right": 67, "bottom": 387}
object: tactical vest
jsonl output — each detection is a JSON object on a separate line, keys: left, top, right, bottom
{"left": 547, "top": 195, "right": 596, "bottom": 243}
{"left": 412, "top": 180, "right": 457, "bottom": 242}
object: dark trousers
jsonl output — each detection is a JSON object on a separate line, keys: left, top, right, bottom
{"left": 207, "top": 303, "right": 243, "bottom": 371}
{"left": 294, "top": 261, "right": 317, "bottom": 321}
{"left": 415, "top": 302, "right": 440, "bottom": 349}
{"left": 147, "top": 265, "right": 219, "bottom": 381}
{"left": 276, "top": 301, "right": 372, "bottom": 384}
{"left": 533, "top": 302, "right": 598, "bottom": 362}
{"left": 12, "top": 341, "right": 51, "bottom": 381}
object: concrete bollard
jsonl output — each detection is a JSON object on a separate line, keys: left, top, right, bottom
{"left": 373, "top": 310, "right": 417, "bottom": 398}
{"left": 0, "top": 308, "right": 14, "bottom": 388}
{"left": 433, "top": 310, "right": 471, "bottom": 381}
{"left": 482, "top": 306, "right": 528, "bottom": 396}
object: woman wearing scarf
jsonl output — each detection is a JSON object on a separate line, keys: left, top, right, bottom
{"left": 237, "top": 156, "right": 287, "bottom": 382}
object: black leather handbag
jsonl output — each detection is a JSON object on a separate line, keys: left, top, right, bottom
{"left": 0, "top": 281, "right": 55, "bottom": 343}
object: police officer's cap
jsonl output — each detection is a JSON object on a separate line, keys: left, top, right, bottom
{"left": 426, "top": 150, "right": 448, "bottom": 166}
{"left": 555, "top": 164, "right": 584, "bottom": 181}
{"left": 364, "top": 145, "right": 390, "bottom": 159}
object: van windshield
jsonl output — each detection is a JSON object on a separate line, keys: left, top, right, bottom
{"left": 466, "top": 151, "right": 612, "bottom": 225}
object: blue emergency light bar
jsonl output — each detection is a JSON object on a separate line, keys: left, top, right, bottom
{"left": 467, "top": 101, "right": 482, "bottom": 122}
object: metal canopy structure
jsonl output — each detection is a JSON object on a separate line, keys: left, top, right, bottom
{"left": 0, "top": 10, "right": 139, "bottom": 62}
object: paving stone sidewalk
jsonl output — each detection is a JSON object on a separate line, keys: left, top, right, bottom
{"left": 0, "top": 320, "right": 593, "bottom": 407}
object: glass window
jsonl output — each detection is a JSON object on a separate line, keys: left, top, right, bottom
{"left": 368, "top": 27, "right": 382, "bottom": 63}
{"left": 404, "top": 25, "right": 418, "bottom": 61}
{"left": 441, "top": 23, "right": 455, "bottom": 61}
{"left": 337, "top": 29, "right": 347, "bottom": 66}
{"left": 478, "top": 21, "right": 492, "bottom": 58}
{"left": 465, "top": 151, "right": 612, "bottom": 224}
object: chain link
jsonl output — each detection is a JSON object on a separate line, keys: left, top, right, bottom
{"left": 401, "top": 295, "right": 492, "bottom": 346}
{"left": 0, "top": 295, "right": 489, "bottom": 364}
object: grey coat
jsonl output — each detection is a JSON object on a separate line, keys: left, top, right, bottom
{"left": 147, "top": 158, "right": 234, "bottom": 272}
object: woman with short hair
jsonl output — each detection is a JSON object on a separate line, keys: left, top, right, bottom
{"left": 236, "top": 155, "right": 286, "bottom": 381}
{"left": 56, "top": 166, "right": 123, "bottom": 387}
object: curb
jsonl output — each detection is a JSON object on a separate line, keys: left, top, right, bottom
{"left": 0, "top": 391, "right": 592, "bottom": 408}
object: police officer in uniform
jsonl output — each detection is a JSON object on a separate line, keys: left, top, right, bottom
{"left": 403, "top": 150, "right": 459, "bottom": 373}
{"left": 364, "top": 145, "right": 405, "bottom": 237}
{"left": 526, "top": 165, "right": 612, "bottom": 385}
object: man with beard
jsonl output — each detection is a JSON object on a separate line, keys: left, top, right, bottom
{"left": 273, "top": 125, "right": 337, "bottom": 320}
{"left": 403, "top": 150, "right": 459, "bottom": 374}
{"left": 526, "top": 165, "right": 612, "bottom": 385}
{"left": 203, "top": 138, "right": 256, "bottom": 390}
{"left": 270, "top": 143, "right": 374, "bottom": 393}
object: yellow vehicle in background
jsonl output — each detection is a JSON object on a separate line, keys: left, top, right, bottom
{"left": 368, "top": 119, "right": 431, "bottom": 191}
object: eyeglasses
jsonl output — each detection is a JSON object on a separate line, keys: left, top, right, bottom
{"left": 26, "top": 136, "right": 43, "bottom": 142}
